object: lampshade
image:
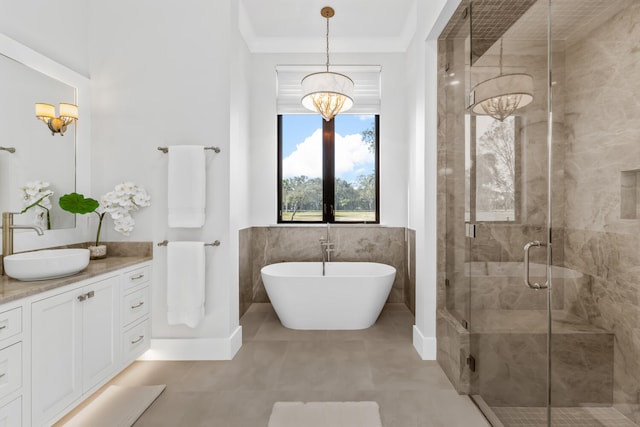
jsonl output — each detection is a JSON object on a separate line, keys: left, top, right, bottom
{"left": 58, "top": 103, "right": 79, "bottom": 119}
{"left": 35, "top": 103, "right": 56, "bottom": 119}
{"left": 471, "top": 73, "right": 534, "bottom": 121}
{"left": 301, "top": 7, "right": 354, "bottom": 122}
{"left": 301, "top": 71, "right": 354, "bottom": 121}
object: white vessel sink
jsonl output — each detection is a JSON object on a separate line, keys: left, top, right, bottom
{"left": 3, "top": 248, "right": 90, "bottom": 281}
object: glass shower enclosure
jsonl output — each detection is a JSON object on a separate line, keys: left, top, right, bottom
{"left": 437, "top": 0, "right": 640, "bottom": 426}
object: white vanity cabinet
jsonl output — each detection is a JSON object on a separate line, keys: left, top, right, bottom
{"left": 121, "top": 266, "right": 152, "bottom": 365}
{"left": 26, "top": 261, "right": 152, "bottom": 427}
{"left": 31, "top": 274, "right": 119, "bottom": 426}
{"left": 0, "top": 305, "right": 25, "bottom": 427}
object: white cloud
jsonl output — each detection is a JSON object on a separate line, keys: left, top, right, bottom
{"left": 335, "top": 133, "right": 374, "bottom": 178}
{"left": 282, "top": 128, "right": 322, "bottom": 178}
{"left": 283, "top": 130, "right": 374, "bottom": 181}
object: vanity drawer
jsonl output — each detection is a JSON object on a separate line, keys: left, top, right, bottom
{"left": 0, "top": 343, "right": 21, "bottom": 402}
{"left": 0, "top": 308, "right": 21, "bottom": 344}
{"left": 123, "top": 265, "right": 151, "bottom": 291}
{"left": 122, "top": 286, "right": 150, "bottom": 327}
{"left": 0, "top": 396, "right": 21, "bottom": 427}
{"left": 122, "top": 319, "right": 150, "bottom": 365}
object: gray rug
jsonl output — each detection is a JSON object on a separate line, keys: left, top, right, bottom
{"left": 268, "top": 401, "right": 382, "bottom": 427}
{"left": 62, "top": 384, "right": 166, "bottom": 427}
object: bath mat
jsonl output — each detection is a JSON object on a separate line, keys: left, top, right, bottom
{"left": 62, "top": 384, "right": 166, "bottom": 427}
{"left": 268, "top": 401, "right": 382, "bottom": 427}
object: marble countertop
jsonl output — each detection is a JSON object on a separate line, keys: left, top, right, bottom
{"left": 0, "top": 254, "right": 152, "bottom": 305}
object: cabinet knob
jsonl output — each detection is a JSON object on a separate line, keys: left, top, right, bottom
{"left": 131, "top": 335, "right": 144, "bottom": 344}
{"left": 86, "top": 291, "right": 95, "bottom": 299}
{"left": 130, "top": 274, "right": 144, "bottom": 280}
{"left": 77, "top": 295, "right": 87, "bottom": 302}
{"left": 130, "top": 301, "right": 145, "bottom": 309}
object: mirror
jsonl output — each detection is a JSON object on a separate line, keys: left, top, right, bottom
{"left": 0, "top": 38, "right": 82, "bottom": 230}
{"left": 0, "top": 53, "right": 76, "bottom": 229}
{"left": 0, "top": 34, "right": 90, "bottom": 251}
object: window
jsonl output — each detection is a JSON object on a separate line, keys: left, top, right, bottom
{"left": 278, "top": 114, "right": 379, "bottom": 223}
{"left": 465, "top": 115, "right": 519, "bottom": 222}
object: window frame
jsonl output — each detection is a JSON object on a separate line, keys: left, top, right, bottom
{"left": 466, "top": 114, "right": 521, "bottom": 224}
{"left": 277, "top": 114, "right": 380, "bottom": 224}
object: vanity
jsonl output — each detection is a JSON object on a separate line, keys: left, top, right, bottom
{"left": 0, "top": 251, "right": 152, "bottom": 426}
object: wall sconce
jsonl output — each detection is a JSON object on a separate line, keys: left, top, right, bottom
{"left": 35, "top": 103, "right": 78, "bottom": 136}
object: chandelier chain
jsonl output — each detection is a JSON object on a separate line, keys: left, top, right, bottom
{"left": 325, "top": 15, "right": 330, "bottom": 72}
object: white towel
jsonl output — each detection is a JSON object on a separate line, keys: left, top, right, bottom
{"left": 167, "top": 241, "right": 206, "bottom": 328}
{"left": 167, "top": 145, "right": 206, "bottom": 228}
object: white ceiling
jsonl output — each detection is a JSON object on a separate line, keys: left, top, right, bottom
{"left": 238, "top": 0, "right": 418, "bottom": 53}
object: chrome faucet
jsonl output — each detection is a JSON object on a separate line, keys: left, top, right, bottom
{"left": 1, "top": 212, "right": 44, "bottom": 275}
{"left": 319, "top": 222, "right": 335, "bottom": 276}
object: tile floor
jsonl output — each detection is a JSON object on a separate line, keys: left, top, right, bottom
{"left": 491, "top": 406, "right": 638, "bottom": 427}
{"left": 59, "top": 303, "right": 490, "bottom": 427}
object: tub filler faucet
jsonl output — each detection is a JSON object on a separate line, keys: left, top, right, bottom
{"left": 319, "top": 222, "right": 334, "bottom": 276}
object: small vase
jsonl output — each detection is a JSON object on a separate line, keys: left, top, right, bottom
{"left": 88, "top": 244, "right": 107, "bottom": 260}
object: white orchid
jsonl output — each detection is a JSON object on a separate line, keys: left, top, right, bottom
{"left": 20, "top": 180, "right": 54, "bottom": 229}
{"left": 99, "top": 182, "right": 150, "bottom": 238}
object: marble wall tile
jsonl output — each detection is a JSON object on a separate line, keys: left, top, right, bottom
{"left": 562, "top": 2, "right": 640, "bottom": 421}
{"left": 436, "top": 308, "right": 471, "bottom": 394}
{"left": 470, "top": 331, "right": 613, "bottom": 407}
{"left": 238, "top": 228, "right": 252, "bottom": 317}
{"left": 405, "top": 229, "right": 416, "bottom": 315}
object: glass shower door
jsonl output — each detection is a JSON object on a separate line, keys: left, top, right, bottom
{"left": 466, "top": 0, "right": 553, "bottom": 423}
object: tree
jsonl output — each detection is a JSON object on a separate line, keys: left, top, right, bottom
{"left": 282, "top": 176, "right": 321, "bottom": 220}
{"left": 361, "top": 122, "right": 376, "bottom": 153}
{"left": 356, "top": 173, "right": 376, "bottom": 210}
{"left": 477, "top": 117, "right": 515, "bottom": 212}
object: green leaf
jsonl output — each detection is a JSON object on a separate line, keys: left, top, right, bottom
{"left": 59, "top": 193, "right": 99, "bottom": 214}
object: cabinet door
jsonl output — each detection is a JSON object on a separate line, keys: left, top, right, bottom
{"left": 83, "top": 276, "right": 119, "bottom": 390}
{"left": 31, "top": 290, "right": 82, "bottom": 427}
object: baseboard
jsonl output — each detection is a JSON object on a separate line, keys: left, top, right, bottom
{"left": 139, "top": 326, "right": 243, "bottom": 360}
{"left": 413, "top": 325, "right": 437, "bottom": 360}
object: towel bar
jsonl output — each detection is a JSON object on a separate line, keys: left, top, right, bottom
{"left": 157, "top": 146, "right": 220, "bottom": 153}
{"left": 157, "top": 240, "right": 221, "bottom": 247}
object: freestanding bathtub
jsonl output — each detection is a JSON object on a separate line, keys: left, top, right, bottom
{"left": 260, "top": 262, "right": 396, "bottom": 330}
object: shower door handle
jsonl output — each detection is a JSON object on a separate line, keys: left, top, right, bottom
{"left": 523, "top": 241, "right": 548, "bottom": 289}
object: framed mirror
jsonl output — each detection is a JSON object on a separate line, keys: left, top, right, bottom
{"left": 0, "top": 52, "right": 76, "bottom": 229}
{"left": 0, "top": 34, "right": 91, "bottom": 251}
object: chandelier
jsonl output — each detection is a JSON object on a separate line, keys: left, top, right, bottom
{"left": 301, "top": 7, "right": 354, "bottom": 121}
{"left": 471, "top": 39, "right": 533, "bottom": 121}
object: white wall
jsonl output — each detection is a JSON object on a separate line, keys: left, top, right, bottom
{"left": 249, "top": 52, "right": 408, "bottom": 226}
{"left": 409, "top": 0, "right": 461, "bottom": 359}
{"left": 0, "top": 0, "right": 89, "bottom": 76}
{"left": 88, "top": 0, "right": 247, "bottom": 359}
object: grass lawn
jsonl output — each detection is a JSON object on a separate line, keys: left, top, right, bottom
{"left": 281, "top": 211, "right": 376, "bottom": 222}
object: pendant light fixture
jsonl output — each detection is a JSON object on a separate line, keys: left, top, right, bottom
{"left": 301, "top": 7, "right": 354, "bottom": 122}
{"left": 471, "top": 39, "right": 533, "bottom": 121}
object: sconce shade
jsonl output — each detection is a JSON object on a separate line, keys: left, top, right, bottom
{"left": 301, "top": 71, "right": 354, "bottom": 121}
{"left": 471, "top": 73, "right": 534, "bottom": 121}
{"left": 35, "top": 103, "right": 55, "bottom": 119}
{"left": 58, "top": 103, "right": 79, "bottom": 120}
{"left": 35, "top": 102, "right": 78, "bottom": 136}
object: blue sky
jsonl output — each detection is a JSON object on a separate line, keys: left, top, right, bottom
{"left": 282, "top": 114, "right": 375, "bottom": 184}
